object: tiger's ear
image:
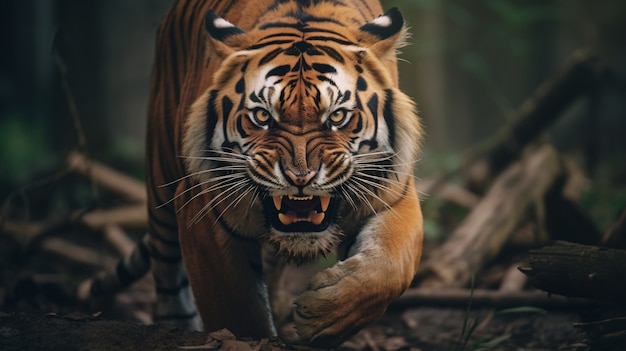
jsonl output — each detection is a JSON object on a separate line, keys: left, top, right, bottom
{"left": 357, "top": 7, "right": 406, "bottom": 58}
{"left": 204, "top": 10, "right": 247, "bottom": 57}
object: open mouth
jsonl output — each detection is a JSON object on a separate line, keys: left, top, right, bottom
{"left": 265, "top": 194, "right": 336, "bottom": 232}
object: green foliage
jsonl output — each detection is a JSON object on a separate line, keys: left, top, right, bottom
{"left": 580, "top": 176, "right": 626, "bottom": 231}
{"left": 450, "top": 276, "right": 549, "bottom": 350}
{"left": 0, "top": 114, "right": 58, "bottom": 185}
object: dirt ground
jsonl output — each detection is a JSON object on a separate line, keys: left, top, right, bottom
{"left": 0, "top": 306, "right": 588, "bottom": 350}
{"left": 0, "top": 229, "right": 594, "bottom": 351}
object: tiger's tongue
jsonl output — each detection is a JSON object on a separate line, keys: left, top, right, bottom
{"left": 272, "top": 196, "right": 330, "bottom": 226}
{"left": 278, "top": 212, "right": 325, "bottom": 225}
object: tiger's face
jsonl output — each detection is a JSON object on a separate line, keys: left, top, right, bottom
{"left": 185, "top": 8, "right": 420, "bottom": 261}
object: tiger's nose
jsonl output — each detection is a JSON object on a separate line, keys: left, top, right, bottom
{"left": 284, "top": 169, "right": 317, "bottom": 186}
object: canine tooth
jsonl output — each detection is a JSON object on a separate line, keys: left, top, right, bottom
{"left": 278, "top": 213, "right": 291, "bottom": 225}
{"left": 273, "top": 196, "right": 282, "bottom": 211}
{"left": 310, "top": 212, "right": 325, "bottom": 225}
{"left": 320, "top": 196, "right": 330, "bottom": 212}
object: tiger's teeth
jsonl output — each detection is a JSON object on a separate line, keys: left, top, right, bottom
{"left": 273, "top": 196, "right": 282, "bottom": 211}
{"left": 278, "top": 213, "right": 291, "bottom": 225}
{"left": 320, "top": 196, "right": 330, "bottom": 212}
{"left": 287, "top": 195, "right": 314, "bottom": 200}
{"left": 310, "top": 212, "right": 325, "bottom": 225}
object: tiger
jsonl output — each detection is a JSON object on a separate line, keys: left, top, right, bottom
{"left": 79, "top": 0, "right": 424, "bottom": 347}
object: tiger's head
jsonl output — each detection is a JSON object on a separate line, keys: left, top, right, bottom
{"left": 184, "top": 6, "right": 422, "bottom": 262}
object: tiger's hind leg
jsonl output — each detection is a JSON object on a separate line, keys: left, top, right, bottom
{"left": 76, "top": 231, "right": 201, "bottom": 330}
{"left": 148, "top": 232, "right": 202, "bottom": 331}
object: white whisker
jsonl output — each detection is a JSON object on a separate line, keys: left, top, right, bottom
{"left": 213, "top": 184, "right": 256, "bottom": 225}
{"left": 189, "top": 179, "right": 252, "bottom": 225}
{"left": 182, "top": 177, "right": 251, "bottom": 218}
{"left": 350, "top": 179, "right": 401, "bottom": 221}
{"left": 159, "top": 173, "right": 248, "bottom": 209}
{"left": 353, "top": 173, "right": 406, "bottom": 199}
{"left": 345, "top": 181, "right": 378, "bottom": 216}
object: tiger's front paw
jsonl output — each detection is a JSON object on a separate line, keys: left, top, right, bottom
{"left": 293, "top": 258, "right": 392, "bottom": 348}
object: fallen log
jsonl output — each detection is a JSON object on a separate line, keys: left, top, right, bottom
{"left": 416, "top": 145, "right": 563, "bottom": 289}
{"left": 520, "top": 241, "right": 626, "bottom": 303}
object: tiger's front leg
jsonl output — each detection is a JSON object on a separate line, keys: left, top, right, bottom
{"left": 174, "top": 181, "right": 276, "bottom": 339}
{"left": 294, "top": 182, "right": 423, "bottom": 347}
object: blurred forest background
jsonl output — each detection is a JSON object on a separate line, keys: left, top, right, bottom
{"left": 1, "top": 0, "right": 625, "bottom": 229}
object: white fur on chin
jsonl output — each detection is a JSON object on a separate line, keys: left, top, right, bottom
{"left": 265, "top": 225, "right": 343, "bottom": 264}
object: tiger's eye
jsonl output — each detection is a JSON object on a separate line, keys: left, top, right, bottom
{"left": 253, "top": 108, "right": 271, "bottom": 124}
{"left": 329, "top": 109, "right": 347, "bottom": 125}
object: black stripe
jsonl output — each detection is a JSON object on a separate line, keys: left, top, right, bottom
{"left": 155, "top": 278, "right": 189, "bottom": 295}
{"left": 318, "top": 45, "right": 344, "bottom": 64}
{"left": 287, "top": 13, "right": 342, "bottom": 26}
{"left": 148, "top": 243, "right": 182, "bottom": 264}
{"left": 383, "top": 89, "right": 396, "bottom": 148}
{"left": 137, "top": 238, "right": 151, "bottom": 263}
{"left": 148, "top": 209, "right": 178, "bottom": 233}
{"left": 222, "top": 95, "right": 234, "bottom": 121}
{"left": 235, "top": 78, "right": 245, "bottom": 94}
{"left": 206, "top": 90, "right": 219, "bottom": 149}
{"left": 259, "top": 48, "right": 283, "bottom": 65}
{"left": 89, "top": 278, "right": 105, "bottom": 297}
{"left": 357, "top": 76, "right": 367, "bottom": 91}
{"left": 116, "top": 261, "right": 136, "bottom": 286}
{"left": 148, "top": 227, "right": 180, "bottom": 247}
{"left": 352, "top": 114, "right": 363, "bottom": 134}
{"left": 259, "top": 32, "right": 302, "bottom": 41}
{"left": 266, "top": 65, "right": 291, "bottom": 78}
{"left": 247, "top": 39, "right": 294, "bottom": 50}
{"left": 312, "top": 63, "right": 336, "bottom": 74}
{"left": 368, "top": 93, "right": 379, "bottom": 143}
{"left": 302, "top": 26, "right": 350, "bottom": 40}
{"left": 306, "top": 36, "right": 354, "bottom": 46}
{"left": 236, "top": 116, "right": 249, "bottom": 138}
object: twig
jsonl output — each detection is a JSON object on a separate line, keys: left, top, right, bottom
{"left": 391, "top": 288, "right": 597, "bottom": 310}
{"left": 52, "top": 40, "right": 97, "bottom": 200}
{"left": 499, "top": 262, "right": 528, "bottom": 292}
{"left": 81, "top": 204, "right": 148, "bottom": 230}
{"left": 67, "top": 151, "right": 147, "bottom": 204}
{"left": 42, "top": 237, "right": 118, "bottom": 269}
{"left": 104, "top": 224, "right": 136, "bottom": 257}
